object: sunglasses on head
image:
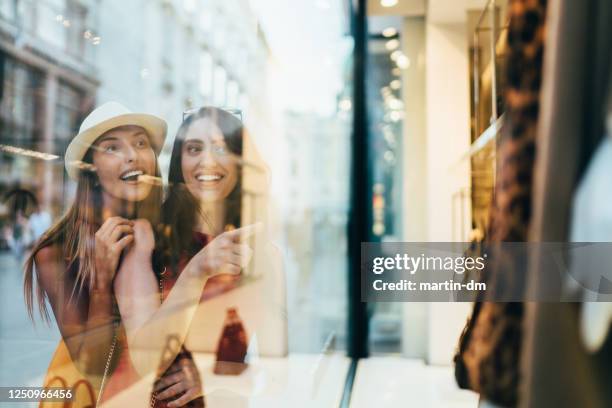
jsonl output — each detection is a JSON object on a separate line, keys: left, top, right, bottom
{"left": 182, "top": 107, "right": 243, "bottom": 122}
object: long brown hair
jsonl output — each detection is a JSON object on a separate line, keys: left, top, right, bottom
{"left": 24, "top": 144, "right": 163, "bottom": 322}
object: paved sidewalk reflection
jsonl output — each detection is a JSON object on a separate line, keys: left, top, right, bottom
{"left": 0, "top": 252, "right": 60, "bottom": 392}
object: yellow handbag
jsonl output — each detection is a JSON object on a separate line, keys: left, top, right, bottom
{"left": 39, "top": 325, "right": 118, "bottom": 408}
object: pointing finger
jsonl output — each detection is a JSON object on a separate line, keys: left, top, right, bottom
{"left": 224, "top": 222, "right": 262, "bottom": 243}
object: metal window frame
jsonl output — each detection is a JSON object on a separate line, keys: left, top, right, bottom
{"left": 341, "top": 0, "right": 370, "bottom": 405}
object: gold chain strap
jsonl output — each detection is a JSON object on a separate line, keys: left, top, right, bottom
{"left": 96, "top": 265, "right": 167, "bottom": 407}
{"left": 96, "top": 321, "right": 119, "bottom": 407}
{"left": 149, "top": 267, "right": 166, "bottom": 408}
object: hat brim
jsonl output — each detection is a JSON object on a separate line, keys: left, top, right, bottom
{"left": 65, "top": 113, "right": 167, "bottom": 180}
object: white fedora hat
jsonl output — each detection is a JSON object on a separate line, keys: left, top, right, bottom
{"left": 64, "top": 101, "right": 167, "bottom": 180}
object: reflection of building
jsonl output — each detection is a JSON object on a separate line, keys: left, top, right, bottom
{"left": 0, "top": 0, "right": 270, "bottom": 217}
{"left": 284, "top": 111, "right": 350, "bottom": 351}
{"left": 93, "top": 0, "right": 272, "bottom": 169}
{"left": 0, "top": 0, "right": 97, "bottom": 216}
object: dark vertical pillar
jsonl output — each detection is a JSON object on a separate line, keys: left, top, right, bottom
{"left": 347, "top": 0, "right": 369, "bottom": 360}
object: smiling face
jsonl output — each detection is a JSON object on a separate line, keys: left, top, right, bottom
{"left": 91, "top": 125, "right": 157, "bottom": 204}
{"left": 181, "top": 117, "right": 239, "bottom": 203}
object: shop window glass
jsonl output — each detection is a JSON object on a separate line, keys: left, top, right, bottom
{"left": 0, "top": 0, "right": 353, "bottom": 399}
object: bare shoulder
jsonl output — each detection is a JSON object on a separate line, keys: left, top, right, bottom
{"left": 34, "top": 243, "right": 63, "bottom": 265}
{"left": 33, "top": 243, "right": 67, "bottom": 290}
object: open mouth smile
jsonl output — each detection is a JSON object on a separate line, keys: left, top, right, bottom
{"left": 120, "top": 169, "right": 144, "bottom": 182}
{"left": 195, "top": 173, "right": 225, "bottom": 183}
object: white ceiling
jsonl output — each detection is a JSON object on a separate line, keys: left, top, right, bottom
{"left": 427, "top": 0, "right": 490, "bottom": 23}
{"left": 367, "top": 0, "right": 426, "bottom": 17}
{"left": 367, "top": 0, "right": 489, "bottom": 23}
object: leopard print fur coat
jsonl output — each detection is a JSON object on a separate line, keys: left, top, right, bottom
{"left": 455, "top": 1, "right": 547, "bottom": 406}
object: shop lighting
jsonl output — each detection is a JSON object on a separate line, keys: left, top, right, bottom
{"left": 339, "top": 98, "right": 352, "bottom": 111}
{"left": 396, "top": 55, "right": 410, "bottom": 69}
{"left": 385, "top": 39, "right": 399, "bottom": 51}
{"left": 381, "top": 0, "right": 398, "bottom": 8}
{"left": 373, "top": 223, "right": 385, "bottom": 236}
{"left": 387, "top": 98, "right": 403, "bottom": 110}
{"left": 390, "top": 79, "right": 401, "bottom": 90}
{"left": 384, "top": 150, "right": 395, "bottom": 163}
{"left": 385, "top": 133, "right": 397, "bottom": 147}
{"left": 390, "top": 50, "right": 402, "bottom": 61}
{"left": 382, "top": 27, "right": 397, "bottom": 37}
{"left": 0, "top": 145, "right": 59, "bottom": 161}
{"left": 389, "top": 111, "right": 402, "bottom": 122}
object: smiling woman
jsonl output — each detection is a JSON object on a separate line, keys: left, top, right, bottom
{"left": 181, "top": 117, "right": 240, "bottom": 206}
{"left": 92, "top": 125, "right": 158, "bottom": 209}
{"left": 163, "top": 107, "right": 243, "bottom": 244}
{"left": 22, "top": 102, "right": 167, "bottom": 407}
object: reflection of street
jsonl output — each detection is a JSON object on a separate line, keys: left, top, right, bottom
{"left": 0, "top": 252, "right": 60, "bottom": 394}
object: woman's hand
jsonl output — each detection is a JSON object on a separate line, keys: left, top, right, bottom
{"left": 131, "top": 218, "right": 155, "bottom": 254}
{"left": 192, "top": 224, "right": 259, "bottom": 278}
{"left": 153, "top": 356, "right": 203, "bottom": 407}
{"left": 93, "top": 216, "right": 134, "bottom": 292}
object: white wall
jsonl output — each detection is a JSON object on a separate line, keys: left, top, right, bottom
{"left": 424, "top": 20, "right": 473, "bottom": 365}
{"left": 399, "top": 15, "right": 473, "bottom": 364}
{"left": 425, "top": 22, "right": 471, "bottom": 242}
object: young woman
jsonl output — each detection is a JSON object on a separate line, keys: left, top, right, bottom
{"left": 142, "top": 106, "right": 286, "bottom": 360}
{"left": 23, "top": 102, "right": 164, "bottom": 405}
{"left": 113, "top": 107, "right": 257, "bottom": 406}
{"left": 159, "top": 107, "right": 246, "bottom": 290}
{"left": 23, "top": 102, "right": 209, "bottom": 407}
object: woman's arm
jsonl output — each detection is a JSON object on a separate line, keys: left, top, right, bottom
{"left": 34, "top": 245, "right": 115, "bottom": 377}
{"left": 34, "top": 217, "right": 134, "bottom": 376}
{"left": 115, "top": 221, "right": 257, "bottom": 377}
{"left": 113, "top": 220, "right": 160, "bottom": 335}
